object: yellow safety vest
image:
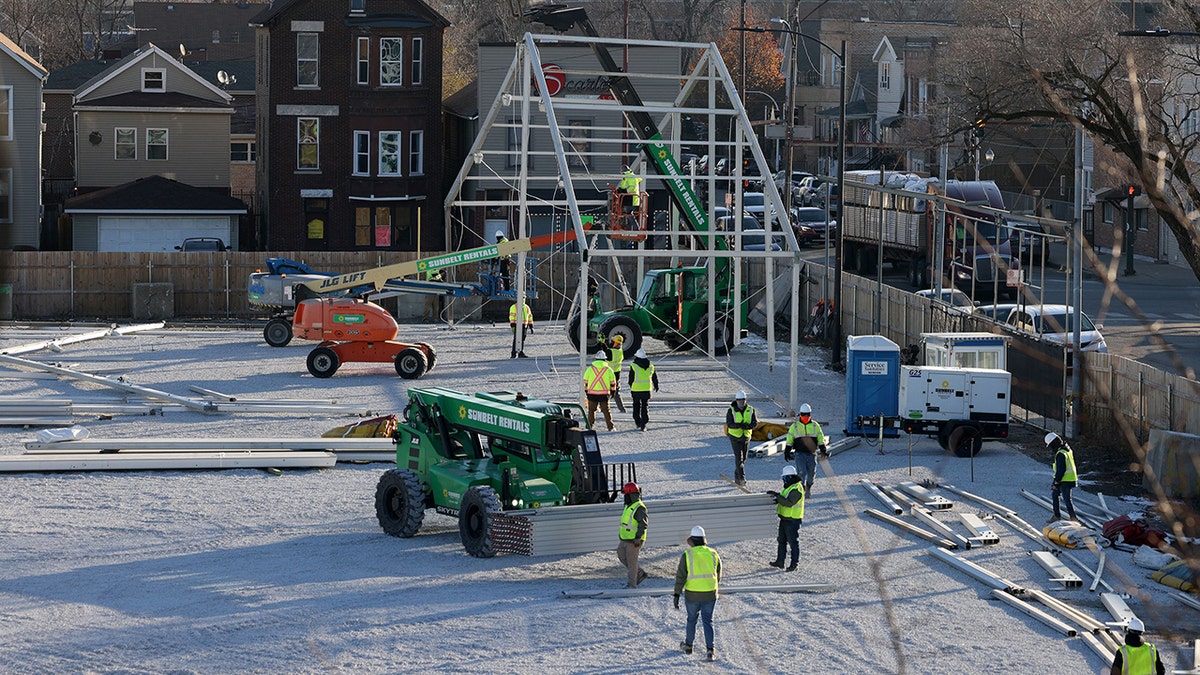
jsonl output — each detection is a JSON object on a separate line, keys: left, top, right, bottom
{"left": 1055, "top": 447, "right": 1077, "bottom": 482}
{"left": 787, "top": 419, "right": 826, "bottom": 449}
{"left": 584, "top": 362, "right": 614, "bottom": 396}
{"left": 727, "top": 405, "right": 755, "bottom": 439}
{"left": 684, "top": 545, "right": 719, "bottom": 593}
{"left": 619, "top": 500, "right": 646, "bottom": 541}
{"left": 1120, "top": 643, "right": 1158, "bottom": 675}
{"left": 630, "top": 362, "right": 655, "bottom": 392}
{"left": 508, "top": 303, "right": 532, "bottom": 326}
{"left": 608, "top": 346, "right": 624, "bottom": 374}
{"left": 619, "top": 172, "right": 642, "bottom": 206}
{"left": 777, "top": 482, "right": 805, "bottom": 520}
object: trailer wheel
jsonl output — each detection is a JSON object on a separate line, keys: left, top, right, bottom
{"left": 307, "top": 346, "right": 339, "bottom": 378}
{"left": 415, "top": 342, "right": 438, "bottom": 372}
{"left": 936, "top": 425, "right": 951, "bottom": 450}
{"left": 948, "top": 424, "right": 984, "bottom": 457}
{"left": 598, "top": 315, "right": 643, "bottom": 355}
{"left": 566, "top": 310, "right": 583, "bottom": 351}
{"left": 375, "top": 468, "right": 426, "bottom": 538}
{"left": 264, "top": 318, "right": 293, "bottom": 347}
{"left": 395, "top": 347, "right": 429, "bottom": 379}
{"left": 459, "top": 485, "right": 502, "bottom": 558}
{"left": 695, "top": 314, "right": 735, "bottom": 356}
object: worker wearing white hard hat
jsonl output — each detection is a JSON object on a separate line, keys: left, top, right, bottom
{"left": 583, "top": 350, "right": 616, "bottom": 431}
{"left": 724, "top": 391, "right": 757, "bottom": 486}
{"left": 1045, "top": 431, "right": 1078, "bottom": 523}
{"left": 785, "top": 403, "right": 827, "bottom": 495}
{"left": 1109, "top": 616, "right": 1164, "bottom": 675}
{"left": 767, "top": 464, "right": 805, "bottom": 571}
{"left": 628, "top": 347, "right": 659, "bottom": 431}
{"left": 673, "top": 524, "right": 722, "bottom": 662}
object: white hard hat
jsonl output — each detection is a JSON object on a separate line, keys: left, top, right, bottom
{"left": 594, "top": 351, "right": 608, "bottom": 360}
{"left": 690, "top": 525, "right": 706, "bottom": 538}
{"left": 1044, "top": 432, "right": 1060, "bottom": 446}
{"left": 735, "top": 390, "right": 746, "bottom": 400}
{"left": 799, "top": 403, "right": 812, "bottom": 415}
{"left": 635, "top": 349, "right": 647, "bottom": 359}
{"left": 495, "top": 230, "right": 506, "bottom": 239}
{"left": 1127, "top": 618, "right": 1145, "bottom": 633}
{"left": 782, "top": 465, "right": 797, "bottom": 477}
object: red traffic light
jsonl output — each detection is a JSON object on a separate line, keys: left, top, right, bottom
{"left": 1127, "top": 185, "right": 1141, "bottom": 197}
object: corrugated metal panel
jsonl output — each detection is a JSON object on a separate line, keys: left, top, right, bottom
{"left": 0, "top": 450, "right": 337, "bottom": 472}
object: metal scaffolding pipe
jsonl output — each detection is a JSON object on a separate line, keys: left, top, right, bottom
{"left": 864, "top": 508, "right": 956, "bottom": 549}
{"left": 989, "top": 589, "right": 1077, "bottom": 637}
{"left": 937, "top": 483, "right": 1016, "bottom": 517}
{"left": 860, "top": 480, "right": 903, "bottom": 515}
{"left": 561, "top": 582, "right": 835, "bottom": 599}
{"left": 927, "top": 547, "right": 1024, "bottom": 593}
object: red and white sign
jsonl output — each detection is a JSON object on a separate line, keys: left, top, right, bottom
{"left": 540, "top": 64, "right": 566, "bottom": 96}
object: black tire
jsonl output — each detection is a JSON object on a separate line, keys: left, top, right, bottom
{"left": 264, "top": 318, "right": 293, "bottom": 347}
{"left": 375, "top": 468, "right": 426, "bottom": 538}
{"left": 948, "top": 425, "right": 984, "bottom": 457}
{"left": 597, "top": 315, "right": 643, "bottom": 355}
{"left": 566, "top": 310, "right": 583, "bottom": 351}
{"left": 416, "top": 342, "right": 437, "bottom": 372}
{"left": 694, "top": 314, "right": 735, "bottom": 356}
{"left": 459, "top": 485, "right": 502, "bottom": 558}
{"left": 663, "top": 331, "right": 687, "bottom": 349}
{"left": 395, "top": 347, "right": 429, "bottom": 379}
{"left": 307, "top": 346, "right": 339, "bottom": 378}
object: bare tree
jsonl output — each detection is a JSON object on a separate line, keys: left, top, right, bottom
{"left": 945, "top": 0, "right": 1200, "bottom": 284}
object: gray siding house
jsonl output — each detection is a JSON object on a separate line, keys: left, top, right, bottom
{"left": 74, "top": 43, "right": 234, "bottom": 194}
{"left": 0, "top": 32, "right": 48, "bottom": 250}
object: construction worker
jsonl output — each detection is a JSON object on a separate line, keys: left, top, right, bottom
{"left": 628, "top": 348, "right": 659, "bottom": 432}
{"left": 422, "top": 269, "right": 444, "bottom": 322}
{"left": 607, "top": 335, "right": 627, "bottom": 413}
{"left": 584, "top": 350, "right": 616, "bottom": 431}
{"left": 494, "top": 229, "right": 513, "bottom": 291}
{"left": 617, "top": 482, "right": 648, "bottom": 588}
{"left": 618, "top": 165, "right": 643, "bottom": 247}
{"left": 767, "top": 465, "right": 805, "bottom": 571}
{"left": 1045, "top": 432, "right": 1078, "bottom": 522}
{"left": 508, "top": 301, "right": 533, "bottom": 358}
{"left": 785, "top": 403, "right": 827, "bottom": 495}
{"left": 1109, "top": 618, "right": 1164, "bottom": 675}
{"left": 724, "top": 390, "right": 756, "bottom": 486}
{"left": 673, "top": 525, "right": 721, "bottom": 663}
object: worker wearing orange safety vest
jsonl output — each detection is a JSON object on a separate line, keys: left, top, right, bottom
{"left": 508, "top": 301, "right": 533, "bottom": 358}
{"left": 583, "top": 351, "right": 616, "bottom": 431}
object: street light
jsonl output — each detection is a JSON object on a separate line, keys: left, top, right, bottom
{"left": 746, "top": 89, "right": 781, "bottom": 169}
{"left": 734, "top": 22, "right": 847, "bottom": 367}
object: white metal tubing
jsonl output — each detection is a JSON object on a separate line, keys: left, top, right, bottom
{"left": 561, "top": 582, "right": 835, "bottom": 599}
{"left": 989, "top": 589, "right": 1077, "bottom": 637}
{"left": 897, "top": 481, "right": 954, "bottom": 510}
{"left": 1090, "top": 549, "right": 1107, "bottom": 592}
{"left": 1026, "top": 589, "right": 1108, "bottom": 633}
{"left": 1079, "top": 632, "right": 1118, "bottom": 662}
{"left": 0, "top": 451, "right": 337, "bottom": 472}
{"left": 24, "top": 437, "right": 396, "bottom": 452}
{"left": 860, "top": 480, "right": 903, "bottom": 515}
{"left": 927, "top": 547, "right": 1024, "bottom": 593}
{"left": 910, "top": 507, "right": 972, "bottom": 550}
{"left": 937, "top": 483, "right": 1016, "bottom": 517}
{"left": 1031, "top": 550, "right": 1082, "bottom": 588}
{"left": 1100, "top": 592, "right": 1139, "bottom": 628}
{"left": 0, "top": 353, "right": 218, "bottom": 413}
{"left": 864, "top": 508, "right": 956, "bottom": 549}
{"left": 825, "top": 436, "right": 860, "bottom": 457}
{"left": 959, "top": 513, "right": 1000, "bottom": 545}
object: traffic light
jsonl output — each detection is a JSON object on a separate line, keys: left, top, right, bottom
{"left": 974, "top": 117, "right": 985, "bottom": 138}
{"left": 1127, "top": 185, "right": 1141, "bottom": 197}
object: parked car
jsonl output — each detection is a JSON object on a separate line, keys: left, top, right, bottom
{"left": 792, "top": 207, "right": 836, "bottom": 246}
{"left": 795, "top": 175, "right": 827, "bottom": 205}
{"left": 813, "top": 182, "right": 840, "bottom": 217}
{"left": 1002, "top": 303, "right": 1108, "bottom": 352}
{"left": 768, "top": 170, "right": 813, "bottom": 205}
{"left": 741, "top": 192, "right": 768, "bottom": 223}
{"left": 176, "top": 237, "right": 228, "bottom": 252}
{"left": 679, "top": 152, "right": 701, "bottom": 173}
{"left": 914, "top": 288, "right": 980, "bottom": 315}
{"left": 715, "top": 214, "right": 760, "bottom": 233}
{"left": 1004, "top": 218, "right": 1046, "bottom": 263}
{"left": 978, "top": 302, "right": 1018, "bottom": 322}
{"left": 738, "top": 229, "right": 783, "bottom": 251}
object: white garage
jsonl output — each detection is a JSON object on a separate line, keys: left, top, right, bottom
{"left": 65, "top": 176, "right": 247, "bottom": 252}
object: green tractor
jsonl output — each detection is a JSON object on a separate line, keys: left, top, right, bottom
{"left": 568, "top": 265, "right": 748, "bottom": 356}
{"left": 374, "top": 387, "right": 636, "bottom": 557}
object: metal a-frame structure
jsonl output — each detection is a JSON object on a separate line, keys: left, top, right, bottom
{"left": 443, "top": 29, "right": 808, "bottom": 410}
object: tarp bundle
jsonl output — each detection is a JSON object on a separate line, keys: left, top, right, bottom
{"left": 1042, "top": 520, "right": 1097, "bottom": 549}
{"left": 1151, "top": 559, "right": 1197, "bottom": 593}
{"left": 323, "top": 415, "right": 398, "bottom": 438}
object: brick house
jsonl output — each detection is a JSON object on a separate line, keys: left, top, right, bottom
{"left": 251, "top": 0, "right": 449, "bottom": 252}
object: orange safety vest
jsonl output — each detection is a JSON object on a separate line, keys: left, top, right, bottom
{"left": 584, "top": 362, "right": 614, "bottom": 395}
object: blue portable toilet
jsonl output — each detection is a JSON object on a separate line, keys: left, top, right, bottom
{"left": 845, "top": 335, "right": 900, "bottom": 436}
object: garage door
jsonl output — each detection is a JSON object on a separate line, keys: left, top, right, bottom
{"left": 98, "top": 216, "right": 231, "bottom": 252}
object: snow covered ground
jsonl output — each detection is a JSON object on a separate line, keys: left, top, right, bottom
{"left": 0, "top": 323, "right": 1193, "bottom": 673}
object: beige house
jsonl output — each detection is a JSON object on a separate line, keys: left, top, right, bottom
{"left": 0, "top": 32, "right": 48, "bottom": 250}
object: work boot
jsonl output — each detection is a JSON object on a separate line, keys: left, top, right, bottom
{"left": 637, "top": 569, "right": 648, "bottom": 584}
{"left": 787, "top": 563, "right": 798, "bottom": 572}
{"left": 517, "top": 351, "right": 528, "bottom": 358}
{"left": 769, "top": 560, "right": 784, "bottom": 569}
{"left": 736, "top": 478, "right": 746, "bottom": 486}
{"left": 680, "top": 642, "right": 693, "bottom": 654}
{"left": 1047, "top": 516, "right": 1060, "bottom": 523}
{"left": 707, "top": 648, "right": 716, "bottom": 662}
{"left": 510, "top": 352, "right": 517, "bottom": 358}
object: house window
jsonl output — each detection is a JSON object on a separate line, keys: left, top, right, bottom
{"left": 212, "top": 30, "right": 220, "bottom": 43}
{"left": 296, "top": 33, "right": 319, "bottom": 87}
{"left": 146, "top": 128, "right": 168, "bottom": 160}
{"left": 142, "top": 68, "right": 165, "bottom": 92}
{"left": 356, "top": 205, "right": 415, "bottom": 248}
{"left": 115, "top": 127, "right": 136, "bottom": 159}
{"left": 230, "top": 140, "right": 256, "bottom": 162}
{"left": 356, "top": 37, "right": 370, "bottom": 85}
{"left": 0, "top": 169, "right": 10, "bottom": 223}
{"left": 298, "top": 117, "right": 319, "bottom": 169}
{"left": 1102, "top": 202, "right": 1113, "bottom": 224}
{"left": 353, "top": 130, "right": 371, "bottom": 175}
{"left": 380, "top": 37, "right": 403, "bottom": 85}
{"left": 304, "top": 197, "right": 328, "bottom": 248}
{"left": 411, "top": 37, "right": 423, "bottom": 85}
{"left": 409, "top": 130, "right": 424, "bottom": 175}
{"left": 566, "top": 119, "right": 591, "bottom": 169}
{"left": 350, "top": 0, "right": 365, "bottom": 11}
{"left": 880, "top": 62, "right": 890, "bottom": 90}
{"left": 379, "top": 131, "right": 401, "bottom": 175}
{"left": 0, "top": 87, "right": 10, "bottom": 140}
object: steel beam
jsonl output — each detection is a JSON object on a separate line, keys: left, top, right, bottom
{"left": 561, "top": 582, "right": 835, "bottom": 599}
{"left": 1031, "top": 550, "right": 1082, "bottom": 588}
{"left": 860, "top": 480, "right": 904, "bottom": 515}
{"left": 937, "top": 483, "right": 1016, "bottom": 517}
{"left": 1100, "top": 592, "right": 1140, "bottom": 629}
{"left": 0, "top": 451, "right": 337, "bottom": 472}
{"left": 927, "top": 547, "right": 1024, "bottom": 593}
{"left": 897, "top": 481, "right": 953, "bottom": 510}
{"left": 989, "top": 589, "right": 1077, "bottom": 637}
{"left": 910, "top": 507, "right": 971, "bottom": 550}
{"left": 864, "top": 508, "right": 956, "bottom": 549}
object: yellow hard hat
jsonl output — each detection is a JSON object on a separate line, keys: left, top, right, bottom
{"left": 611, "top": 335, "right": 624, "bottom": 345}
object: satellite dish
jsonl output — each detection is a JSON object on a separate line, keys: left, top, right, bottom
{"left": 217, "top": 70, "right": 229, "bottom": 84}
{"left": 179, "top": 43, "right": 187, "bottom": 57}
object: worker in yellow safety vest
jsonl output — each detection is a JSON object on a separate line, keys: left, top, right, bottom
{"left": 508, "top": 301, "right": 532, "bottom": 358}
{"left": 673, "top": 525, "right": 721, "bottom": 662}
{"left": 724, "top": 391, "right": 757, "bottom": 486}
{"left": 1045, "top": 432, "right": 1078, "bottom": 522}
{"left": 616, "top": 482, "right": 648, "bottom": 588}
{"left": 1109, "top": 618, "right": 1164, "bottom": 674}
{"left": 607, "top": 334, "right": 626, "bottom": 413}
{"left": 767, "top": 465, "right": 805, "bottom": 571}
{"left": 628, "top": 348, "right": 660, "bottom": 431}
{"left": 583, "top": 351, "right": 616, "bottom": 431}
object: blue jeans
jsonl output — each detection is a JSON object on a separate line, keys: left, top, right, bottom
{"left": 685, "top": 597, "right": 715, "bottom": 649}
{"left": 1052, "top": 481, "right": 1076, "bottom": 519}
{"left": 794, "top": 452, "right": 817, "bottom": 488}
